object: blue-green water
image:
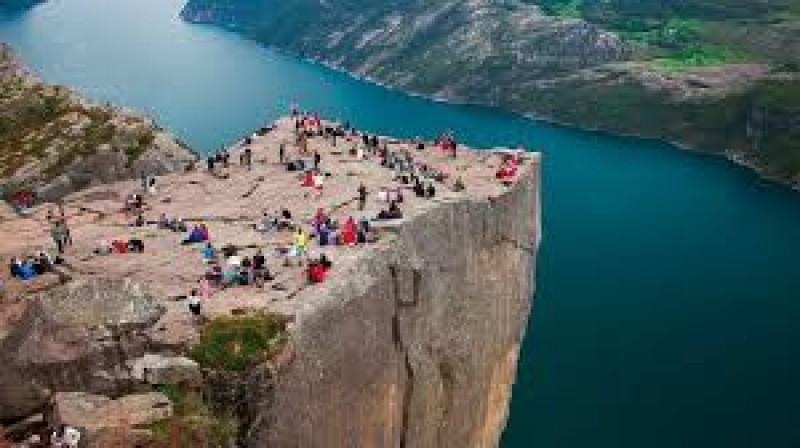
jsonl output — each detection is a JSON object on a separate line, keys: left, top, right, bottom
{"left": 4, "top": 1, "right": 800, "bottom": 446}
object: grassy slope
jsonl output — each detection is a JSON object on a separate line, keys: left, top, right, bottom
{"left": 0, "top": 44, "right": 193, "bottom": 199}
{"left": 522, "top": 0, "right": 800, "bottom": 182}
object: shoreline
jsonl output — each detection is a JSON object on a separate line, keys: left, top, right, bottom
{"left": 183, "top": 17, "right": 800, "bottom": 193}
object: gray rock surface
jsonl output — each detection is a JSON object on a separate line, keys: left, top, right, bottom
{"left": 0, "top": 277, "right": 165, "bottom": 421}
{"left": 50, "top": 391, "right": 172, "bottom": 448}
{"left": 0, "top": 43, "right": 197, "bottom": 201}
{"left": 247, "top": 155, "right": 540, "bottom": 447}
{"left": 128, "top": 354, "right": 202, "bottom": 386}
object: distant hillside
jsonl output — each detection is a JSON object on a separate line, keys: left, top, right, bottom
{"left": 0, "top": 43, "right": 196, "bottom": 201}
{"left": 182, "top": 0, "right": 800, "bottom": 186}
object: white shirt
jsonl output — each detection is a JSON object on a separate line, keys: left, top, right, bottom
{"left": 64, "top": 427, "right": 81, "bottom": 447}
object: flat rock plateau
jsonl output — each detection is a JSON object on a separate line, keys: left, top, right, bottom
{"left": 0, "top": 116, "right": 540, "bottom": 447}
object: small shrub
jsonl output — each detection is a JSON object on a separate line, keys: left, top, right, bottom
{"left": 189, "top": 314, "right": 288, "bottom": 372}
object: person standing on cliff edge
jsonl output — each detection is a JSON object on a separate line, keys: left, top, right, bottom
{"left": 358, "top": 183, "right": 368, "bottom": 211}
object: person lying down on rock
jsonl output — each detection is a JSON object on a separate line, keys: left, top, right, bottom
{"left": 375, "top": 200, "right": 403, "bottom": 221}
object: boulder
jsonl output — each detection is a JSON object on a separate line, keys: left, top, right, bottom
{"left": 50, "top": 392, "right": 172, "bottom": 448}
{"left": 0, "top": 277, "right": 165, "bottom": 420}
{"left": 128, "top": 354, "right": 202, "bottom": 386}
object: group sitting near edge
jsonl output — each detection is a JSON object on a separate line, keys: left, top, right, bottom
{"left": 94, "top": 238, "right": 145, "bottom": 255}
{"left": 8, "top": 252, "right": 62, "bottom": 281}
{"left": 183, "top": 224, "right": 210, "bottom": 245}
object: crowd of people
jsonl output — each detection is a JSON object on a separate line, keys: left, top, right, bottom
{"left": 5, "top": 106, "right": 525, "bottom": 324}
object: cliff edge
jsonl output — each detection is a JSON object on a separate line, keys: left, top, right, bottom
{"left": 0, "top": 117, "right": 540, "bottom": 447}
{"left": 0, "top": 43, "right": 197, "bottom": 202}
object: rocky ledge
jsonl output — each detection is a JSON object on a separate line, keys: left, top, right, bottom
{"left": 0, "top": 117, "right": 540, "bottom": 447}
{"left": 0, "top": 43, "right": 197, "bottom": 202}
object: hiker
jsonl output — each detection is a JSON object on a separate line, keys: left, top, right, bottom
{"left": 357, "top": 183, "right": 368, "bottom": 211}
{"left": 158, "top": 213, "right": 169, "bottom": 229}
{"left": 241, "top": 147, "right": 253, "bottom": 170}
{"left": 147, "top": 176, "right": 157, "bottom": 195}
{"left": 279, "top": 142, "right": 286, "bottom": 164}
{"left": 222, "top": 151, "right": 230, "bottom": 168}
{"left": 252, "top": 249, "right": 270, "bottom": 287}
{"left": 313, "top": 151, "right": 321, "bottom": 170}
{"left": 207, "top": 156, "right": 215, "bottom": 172}
{"left": 188, "top": 288, "right": 202, "bottom": 320}
{"left": 51, "top": 220, "right": 67, "bottom": 254}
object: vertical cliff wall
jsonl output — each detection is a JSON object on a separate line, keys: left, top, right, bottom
{"left": 248, "top": 157, "right": 541, "bottom": 448}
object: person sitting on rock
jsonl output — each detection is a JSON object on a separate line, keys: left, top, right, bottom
{"left": 313, "top": 208, "right": 327, "bottom": 231}
{"left": 376, "top": 200, "right": 403, "bottom": 221}
{"left": 413, "top": 180, "right": 425, "bottom": 198}
{"left": 132, "top": 214, "right": 145, "bottom": 227}
{"left": 453, "top": 177, "right": 466, "bottom": 192}
{"left": 426, "top": 183, "right": 436, "bottom": 199}
{"left": 8, "top": 257, "right": 22, "bottom": 278}
{"left": 317, "top": 223, "right": 331, "bottom": 246}
{"left": 342, "top": 217, "right": 357, "bottom": 246}
{"left": 94, "top": 239, "right": 113, "bottom": 255}
{"left": 158, "top": 213, "right": 169, "bottom": 229}
{"left": 183, "top": 225, "right": 205, "bottom": 245}
{"left": 302, "top": 170, "right": 314, "bottom": 187}
{"left": 128, "top": 238, "right": 145, "bottom": 253}
{"left": 37, "top": 251, "right": 53, "bottom": 273}
{"left": 17, "top": 259, "right": 36, "bottom": 281}
{"left": 201, "top": 243, "right": 216, "bottom": 264}
{"left": 293, "top": 228, "right": 309, "bottom": 257}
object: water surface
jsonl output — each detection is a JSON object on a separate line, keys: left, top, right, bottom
{"left": 3, "top": 1, "right": 800, "bottom": 447}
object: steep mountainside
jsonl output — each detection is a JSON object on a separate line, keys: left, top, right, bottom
{"left": 0, "top": 43, "right": 196, "bottom": 201}
{"left": 182, "top": 0, "right": 800, "bottom": 186}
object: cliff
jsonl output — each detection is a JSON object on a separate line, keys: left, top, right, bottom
{"left": 0, "top": 117, "right": 540, "bottom": 447}
{"left": 181, "top": 0, "right": 800, "bottom": 186}
{"left": 0, "top": 43, "right": 197, "bottom": 202}
{"left": 249, "top": 151, "right": 539, "bottom": 448}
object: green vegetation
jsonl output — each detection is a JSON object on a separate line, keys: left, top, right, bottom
{"left": 530, "top": 0, "right": 800, "bottom": 69}
{"left": 149, "top": 384, "right": 238, "bottom": 448}
{"left": 653, "top": 44, "right": 741, "bottom": 72}
{"left": 189, "top": 314, "right": 288, "bottom": 372}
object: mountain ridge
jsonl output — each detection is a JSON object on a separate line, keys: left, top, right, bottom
{"left": 181, "top": 0, "right": 800, "bottom": 186}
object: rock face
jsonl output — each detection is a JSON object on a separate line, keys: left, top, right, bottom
{"left": 181, "top": 0, "right": 800, "bottom": 186}
{"left": 0, "top": 43, "right": 197, "bottom": 201}
{"left": 0, "top": 116, "right": 541, "bottom": 446}
{"left": 0, "top": 277, "right": 165, "bottom": 421}
{"left": 248, "top": 158, "right": 540, "bottom": 447}
{"left": 128, "top": 354, "right": 202, "bottom": 386}
{"left": 50, "top": 391, "right": 173, "bottom": 448}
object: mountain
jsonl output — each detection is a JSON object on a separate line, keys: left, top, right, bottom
{"left": 181, "top": 0, "right": 800, "bottom": 186}
{"left": 0, "top": 43, "right": 196, "bottom": 202}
